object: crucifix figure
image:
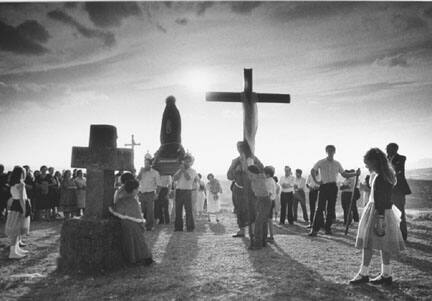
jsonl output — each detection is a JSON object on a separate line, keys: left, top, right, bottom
{"left": 125, "top": 134, "right": 141, "bottom": 151}
{"left": 206, "top": 68, "right": 291, "bottom": 154}
{"left": 71, "top": 125, "right": 134, "bottom": 219}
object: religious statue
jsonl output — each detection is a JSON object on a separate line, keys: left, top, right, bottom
{"left": 152, "top": 96, "right": 186, "bottom": 175}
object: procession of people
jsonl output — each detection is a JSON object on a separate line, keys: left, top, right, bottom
{"left": 1, "top": 141, "right": 411, "bottom": 284}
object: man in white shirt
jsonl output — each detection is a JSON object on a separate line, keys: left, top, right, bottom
{"left": 173, "top": 154, "right": 198, "bottom": 232}
{"left": 279, "top": 166, "right": 295, "bottom": 225}
{"left": 137, "top": 155, "right": 161, "bottom": 231}
{"left": 309, "top": 145, "right": 359, "bottom": 236}
{"left": 293, "top": 169, "right": 308, "bottom": 223}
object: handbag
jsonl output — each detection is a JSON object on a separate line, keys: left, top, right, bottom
{"left": 373, "top": 215, "right": 386, "bottom": 237}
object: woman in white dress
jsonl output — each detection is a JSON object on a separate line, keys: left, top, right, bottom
{"left": 205, "top": 174, "right": 222, "bottom": 223}
{"left": 196, "top": 174, "right": 206, "bottom": 218}
{"left": 74, "top": 170, "right": 86, "bottom": 216}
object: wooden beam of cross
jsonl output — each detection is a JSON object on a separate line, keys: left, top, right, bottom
{"left": 206, "top": 68, "right": 291, "bottom": 154}
{"left": 125, "top": 134, "right": 141, "bottom": 151}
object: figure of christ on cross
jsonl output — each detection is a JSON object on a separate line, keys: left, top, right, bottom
{"left": 206, "top": 68, "right": 291, "bottom": 155}
{"left": 207, "top": 68, "right": 291, "bottom": 241}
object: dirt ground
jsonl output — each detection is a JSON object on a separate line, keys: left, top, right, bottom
{"left": 0, "top": 213, "right": 431, "bottom": 301}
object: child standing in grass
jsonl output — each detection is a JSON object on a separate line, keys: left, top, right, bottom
{"left": 247, "top": 164, "right": 275, "bottom": 250}
{"left": 350, "top": 148, "right": 406, "bottom": 285}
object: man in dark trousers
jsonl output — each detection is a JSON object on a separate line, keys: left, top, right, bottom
{"left": 386, "top": 143, "right": 411, "bottom": 241}
{"left": 309, "top": 145, "right": 359, "bottom": 236}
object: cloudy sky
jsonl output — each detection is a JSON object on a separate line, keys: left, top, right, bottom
{"left": 1, "top": 1, "right": 432, "bottom": 176}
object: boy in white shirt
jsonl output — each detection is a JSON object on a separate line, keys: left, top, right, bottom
{"left": 293, "top": 169, "right": 309, "bottom": 223}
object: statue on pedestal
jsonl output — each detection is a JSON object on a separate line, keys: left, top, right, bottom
{"left": 153, "top": 96, "right": 186, "bottom": 175}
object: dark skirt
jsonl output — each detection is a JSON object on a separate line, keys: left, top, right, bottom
{"left": 60, "top": 189, "right": 77, "bottom": 212}
{"left": 36, "top": 193, "right": 51, "bottom": 210}
{"left": 121, "top": 219, "right": 152, "bottom": 264}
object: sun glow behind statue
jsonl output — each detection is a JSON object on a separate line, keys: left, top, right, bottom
{"left": 181, "top": 69, "right": 214, "bottom": 93}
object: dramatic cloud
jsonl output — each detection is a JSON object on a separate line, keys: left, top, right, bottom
{"left": 322, "top": 38, "right": 432, "bottom": 70}
{"left": 229, "top": 2, "right": 262, "bottom": 15}
{"left": 175, "top": 18, "right": 188, "bottom": 26}
{"left": 64, "top": 2, "right": 78, "bottom": 9}
{"left": 425, "top": 7, "right": 432, "bottom": 18}
{"left": 16, "top": 20, "right": 51, "bottom": 43}
{"left": 375, "top": 54, "right": 409, "bottom": 68}
{"left": 163, "top": 2, "right": 173, "bottom": 9}
{"left": 327, "top": 81, "right": 416, "bottom": 99}
{"left": 0, "top": 20, "right": 49, "bottom": 55}
{"left": 391, "top": 14, "right": 428, "bottom": 32}
{"left": 156, "top": 24, "right": 167, "bottom": 34}
{"left": 196, "top": 2, "right": 214, "bottom": 16}
{"left": 84, "top": 2, "right": 142, "bottom": 28}
{"left": 47, "top": 10, "right": 115, "bottom": 47}
{"left": 273, "top": 2, "right": 361, "bottom": 22}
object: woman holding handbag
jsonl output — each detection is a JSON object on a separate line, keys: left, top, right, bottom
{"left": 350, "top": 148, "right": 406, "bottom": 285}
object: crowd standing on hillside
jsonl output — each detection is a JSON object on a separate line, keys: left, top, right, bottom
{"left": 1, "top": 142, "right": 411, "bottom": 285}
{"left": 227, "top": 141, "right": 410, "bottom": 285}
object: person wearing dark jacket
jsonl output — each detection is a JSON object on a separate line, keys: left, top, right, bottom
{"left": 386, "top": 143, "right": 411, "bottom": 241}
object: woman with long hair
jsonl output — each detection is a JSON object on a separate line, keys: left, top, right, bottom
{"left": 5, "top": 166, "right": 31, "bottom": 259}
{"left": 350, "top": 148, "right": 406, "bottom": 285}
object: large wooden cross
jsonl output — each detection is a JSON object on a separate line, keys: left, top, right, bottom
{"left": 206, "top": 69, "right": 291, "bottom": 154}
{"left": 71, "top": 125, "right": 134, "bottom": 219}
{"left": 124, "top": 134, "right": 141, "bottom": 151}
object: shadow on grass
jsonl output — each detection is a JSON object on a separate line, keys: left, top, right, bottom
{"left": 0, "top": 223, "right": 61, "bottom": 270}
{"left": 241, "top": 237, "right": 416, "bottom": 300}
{"left": 208, "top": 221, "right": 225, "bottom": 235}
{"left": 315, "top": 231, "right": 432, "bottom": 276}
{"left": 13, "top": 219, "right": 169, "bottom": 300}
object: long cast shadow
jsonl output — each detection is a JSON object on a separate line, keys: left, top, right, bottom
{"left": 14, "top": 217, "right": 167, "bottom": 300}
{"left": 241, "top": 238, "right": 417, "bottom": 300}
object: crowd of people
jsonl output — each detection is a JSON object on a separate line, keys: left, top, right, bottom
{"left": 228, "top": 141, "right": 410, "bottom": 285}
{"left": 0, "top": 165, "right": 87, "bottom": 223}
{"left": 1, "top": 141, "right": 411, "bottom": 285}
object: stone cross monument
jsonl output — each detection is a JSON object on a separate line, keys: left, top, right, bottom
{"left": 71, "top": 125, "right": 134, "bottom": 218}
{"left": 59, "top": 124, "right": 134, "bottom": 273}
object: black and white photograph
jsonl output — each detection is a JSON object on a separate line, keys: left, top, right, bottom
{"left": 0, "top": 1, "right": 431, "bottom": 300}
